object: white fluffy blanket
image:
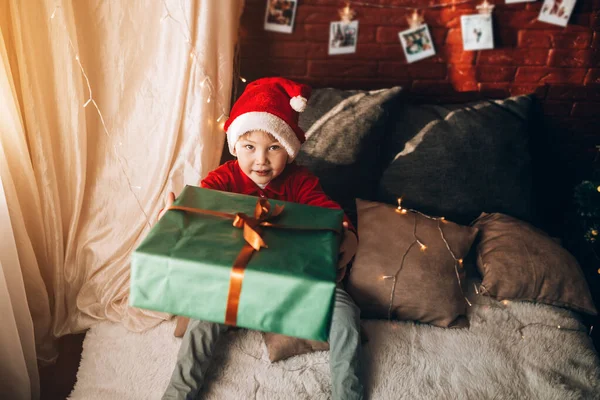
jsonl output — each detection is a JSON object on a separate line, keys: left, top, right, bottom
{"left": 69, "top": 293, "right": 600, "bottom": 400}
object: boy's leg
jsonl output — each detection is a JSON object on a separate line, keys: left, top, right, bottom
{"left": 162, "top": 320, "right": 229, "bottom": 400}
{"left": 329, "top": 287, "right": 364, "bottom": 400}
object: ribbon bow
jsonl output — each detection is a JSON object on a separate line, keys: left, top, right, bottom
{"left": 232, "top": 199, "right": 284, "bottom": 251}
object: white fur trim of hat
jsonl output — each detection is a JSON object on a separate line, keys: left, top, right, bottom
{"left": 227, "top": 112, "right": 302, "bottom": 162}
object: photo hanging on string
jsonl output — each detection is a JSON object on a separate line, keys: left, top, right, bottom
{"left": 329, "top": 20, "right": 359, "bottom": 55}
{"left": 461, "top": 14, "right": 494, "bottom": 51}
{"left": 538, "top": 0, "right": 577, "bottom": 27}
{"left": 264, "top": 0, "right": 298, "bottom": 34}
{"left": 398, "top": 25, "right": 436, "bottom": 64}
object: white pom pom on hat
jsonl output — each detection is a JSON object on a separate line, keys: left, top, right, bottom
{"left": 290, "top": 95, "right": 308, "bottom": 112}
{"left": 224, "top": 77, "right": 312, "bottom": 162}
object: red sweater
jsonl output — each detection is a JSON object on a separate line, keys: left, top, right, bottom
{"left": 200, "top": 160, "right": 355, "bottom": 233}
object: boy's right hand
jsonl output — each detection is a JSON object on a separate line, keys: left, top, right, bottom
{"left": 157, "top": 192, "right": 175, "bottom": 222}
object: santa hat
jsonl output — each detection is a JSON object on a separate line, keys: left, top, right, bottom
{"left": 224, "top": 77, "right": 312, "bottom": 162}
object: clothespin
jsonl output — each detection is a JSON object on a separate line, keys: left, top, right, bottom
{"left": 407, "top": 9, "right": 425, "bottom": 29}
{"left": 476, "top": 0, "right": 495, "bottom": 14}
{"left": 339, "top": 1, "right": 356, "bottom": 23}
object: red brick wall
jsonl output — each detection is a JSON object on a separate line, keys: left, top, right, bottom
{"left": 239, "top": 0, "right": 600, "bottom": 164}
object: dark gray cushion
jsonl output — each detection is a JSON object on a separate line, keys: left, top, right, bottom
{"left": 378, "top": 96, "right": 536, "bottom": 225}
{"left": 296, "top": 87, "right": 402, "bottom": 225}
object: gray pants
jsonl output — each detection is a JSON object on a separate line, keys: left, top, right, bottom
{"left": 163, "top": 288, "right": 364, "bottom": 400}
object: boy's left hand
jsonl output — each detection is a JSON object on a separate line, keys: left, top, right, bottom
{"left": 338, "top": 221, "right": 358, "bottom": 268}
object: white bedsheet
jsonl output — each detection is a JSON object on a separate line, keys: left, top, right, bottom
{"left": 69, "top": 292, "right": 600, "bottom": 400}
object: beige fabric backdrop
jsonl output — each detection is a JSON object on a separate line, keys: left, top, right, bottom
{"left": 0, "top": 0, "right": 244, "bottom": 382}
{"left": 0, "top": 178, "right": 39, "bottom": 400}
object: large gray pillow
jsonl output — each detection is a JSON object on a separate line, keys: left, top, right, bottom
{"left": 347, "top": 199, "right": 478, "bottom": 327}
{"left": 377, "top": 96, "right": 536, "bottom": 225}
{"left": 296, "top": 87, "right": 402, "bottom": 225}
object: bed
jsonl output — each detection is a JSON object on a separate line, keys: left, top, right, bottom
{"left": 69, "top": 87, "right": 600, "bottom": 399}
{"left": 69, "top": 280, "right": 599, "bottom": 400}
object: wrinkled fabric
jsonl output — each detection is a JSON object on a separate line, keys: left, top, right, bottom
{"left": 0, "top": 179, "right": 40, "bottom": 400}
{"left": 0, "top": 0, "right": 244, "bottom": 364}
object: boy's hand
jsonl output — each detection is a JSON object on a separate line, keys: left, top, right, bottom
{"left": 338, "top": 221, "right": 358, "bottom": 268}
{"left": 157, "top": 192, "right": 175, "bottom": 222}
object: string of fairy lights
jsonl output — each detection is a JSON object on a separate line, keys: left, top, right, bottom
{"left": 382, "top": 197, "right": 470, "bottom": 322}
{"left": 48, "top": 1, "right": 246, "bottom": 228}
{"left": 474, "top": 284, "right": 592, "bottom": 338}
{"left": 342, "top": 0, "right": 488, "bottom": 9}
{"left": 49, "top": 5, "right": 152, "bottom": 228}
{"left": 338, "top": 0, "right": 496, "bottom": 24}
{"left": 389, "top": 197, "right": 594, "bottom": 339}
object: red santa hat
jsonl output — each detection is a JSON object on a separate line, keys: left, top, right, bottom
{"left": 224, "top": 77, "right": 312, "bottom": 162}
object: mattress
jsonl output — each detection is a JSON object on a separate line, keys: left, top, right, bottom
{"left": 69, "top": 286, "right": 600, "bottom": 400}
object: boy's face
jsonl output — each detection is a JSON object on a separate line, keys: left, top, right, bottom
{"left": 235, "top": 130, "right": 288, "bottom": 186}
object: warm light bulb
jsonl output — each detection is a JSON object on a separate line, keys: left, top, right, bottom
{"left": 240, "top": 76, "right": 247, "bottom": 83}
{"left": 501, "top": 300, "right": 509, "bottom": 306}
{"left": 596, "top": 185, "right": 600, "bottom": 193}
{"left": 592, "top": 229, "right": 598, "bottom": 236}
{"left": 206, "top": 97, "right": 211, "bottom": 103}
{"left": 338, "top": 2, "right": 356, "bottom": 23}
{"left": 458, "top": 259, "right": 464, "bottom": 266}
{"left": 420, "top": 244, "right": 427, "bottom": 251}
{"left": 407, "top": 9, "right": 424, "bottom": 28}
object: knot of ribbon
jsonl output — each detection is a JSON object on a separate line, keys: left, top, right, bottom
{"left": 231, "top": 198, "right": 285, "bottom": 251}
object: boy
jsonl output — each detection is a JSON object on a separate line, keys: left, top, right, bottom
{"left": 161, "top": 77, "right": 363, "bottom": 400}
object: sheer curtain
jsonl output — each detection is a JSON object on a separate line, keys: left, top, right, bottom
{"left": 0, "top": 0, "right": 244, "bottom": 396}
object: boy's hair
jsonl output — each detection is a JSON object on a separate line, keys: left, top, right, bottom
{"left": 238, "top": 130, "right": 278, "bottom": 142}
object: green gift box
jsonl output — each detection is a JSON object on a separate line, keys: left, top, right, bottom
{"left": 130, "top": 185, "right": 343, "bottom": 341}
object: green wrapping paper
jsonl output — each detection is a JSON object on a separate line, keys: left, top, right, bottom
{"left": 130, "top": 185, "right": 343, "bottom": 341}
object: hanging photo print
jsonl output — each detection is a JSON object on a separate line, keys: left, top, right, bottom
{"left": 264, "top": 0, "right": 297, "bottom": 34}
{"left": 538, "top": 0, "right": 577, "bottom": 27}
{"left": 398, "top": 25, "right": 436, "bottom": 63}
{"left": 329, "top": 20, "right": 359, "bottom": 55}
{"left": 461, "top": 14, "right": 494, "bottom": 51}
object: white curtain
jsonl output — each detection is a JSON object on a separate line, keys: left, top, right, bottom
{"left": 0, "top": 178, "right": 39, "bottom": 400}
{"left": 0, "top": 0, "right": 244, "bottom": 396}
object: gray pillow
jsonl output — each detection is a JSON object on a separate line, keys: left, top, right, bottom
{"left": 296, "top": 87, "right": 402, "bottom": 225}
{"left": 378, "top": 96, "right": 536, "bottom": 225}
{"left": 347, "top": 199, "right": 478, "bottom": 327}
{"left": 473, "top": 212, "right": 597, "bottom": 316}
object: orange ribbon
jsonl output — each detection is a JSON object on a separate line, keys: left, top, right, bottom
{"left": 168, "top": 199, "right": 338, "bottom": 326}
